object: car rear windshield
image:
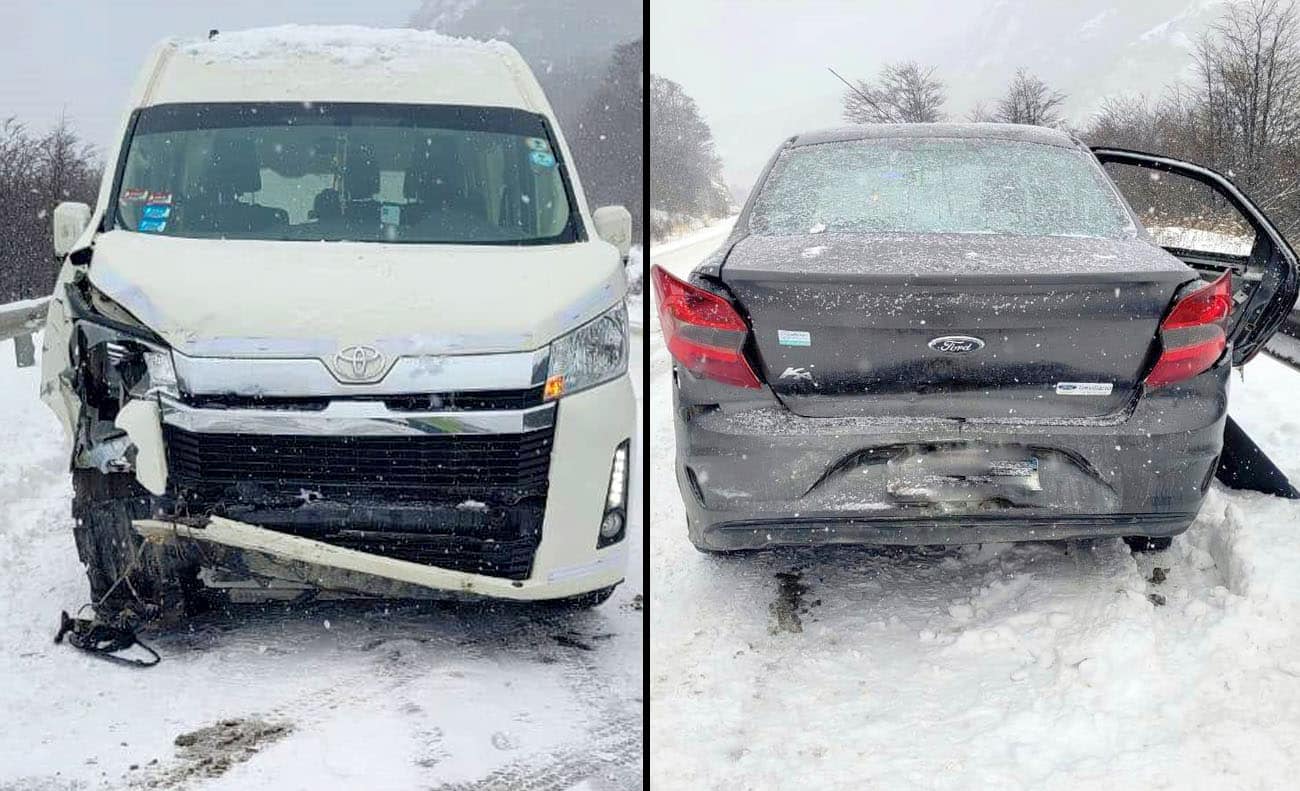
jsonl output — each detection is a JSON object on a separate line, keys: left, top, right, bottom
{"left": 112, "top": 102, "right": 581, "bottom": 244}
{"left": 748, "top": 137, "right": 1135, "bottom": 239}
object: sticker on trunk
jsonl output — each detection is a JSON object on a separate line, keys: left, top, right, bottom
{"left": 777, "top": 329, "right": 811, "bottom": 347}
{"left": 1056, "top": 382, "right": 1113, "bottom": 396}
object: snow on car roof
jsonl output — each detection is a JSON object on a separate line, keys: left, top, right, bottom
{"left": 790, "top": 123, "right": 1079, "bottom": 149}
{"left": 140, "top": 25, "right": 545, "bottom": 112}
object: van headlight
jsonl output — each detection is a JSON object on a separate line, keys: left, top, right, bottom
{"left": 544, "top": 303, "right": 628, "bottom": 400}
{"left": 79, "top": 325, "right": 179, "bottom": 400}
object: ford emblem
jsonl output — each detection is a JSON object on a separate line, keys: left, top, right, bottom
{"left": 927, "top": 335, "right": 985, "bottom": 354}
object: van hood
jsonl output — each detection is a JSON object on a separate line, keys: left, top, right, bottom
{"left": 86, "top": 231, "right": 625, "bottom": 358}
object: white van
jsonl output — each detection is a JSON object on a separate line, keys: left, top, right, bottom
{"left": 41, "top": 27, "right": 635, "bottom": 620}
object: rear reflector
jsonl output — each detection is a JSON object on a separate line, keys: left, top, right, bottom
{"left": 1145, "top": 272, "right": 1231, "bottom": 388}
{"left": 650, "top": 265, "right": 761, "bottom": 389}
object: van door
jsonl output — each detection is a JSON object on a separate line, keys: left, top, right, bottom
{"left": 1092, "top": 147, "right": 1300, "bottom": 365}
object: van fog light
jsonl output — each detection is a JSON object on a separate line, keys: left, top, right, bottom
{"left": 597, "top": 439, "right": 631, "bottom": 548}
{"left": 600, "top": 511, "right": 625, "bottom": 538}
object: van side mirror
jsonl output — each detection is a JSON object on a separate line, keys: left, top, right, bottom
{"left": 53, "top": 202, "right": 92, "bottom": 258}
{"left": 593, "top": 205, "right": 632, "bottom": 262}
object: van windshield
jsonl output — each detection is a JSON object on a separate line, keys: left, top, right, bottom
{"left": 113, "top": 102, "right": 581, "bottom": 244}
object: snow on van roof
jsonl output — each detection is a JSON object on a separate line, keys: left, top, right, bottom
{"left": 176, "top": 25, "right": 514, "bottom": 68}
{"left": 142, "top": 25, "right": 546, "bottom": 112}
{"left": 791, "top": 123, "right": 1079, "bottom": 149}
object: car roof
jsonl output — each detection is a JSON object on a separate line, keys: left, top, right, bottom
{"left": 137, "top": 26, "right": 548, "bottom": 114}
{"left": 789, "top": 123, "right": 1080, "bottom": 149}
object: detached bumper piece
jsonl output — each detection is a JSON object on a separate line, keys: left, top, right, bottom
{"left": 162, "top": 424, "right": 554, "bottom": 580}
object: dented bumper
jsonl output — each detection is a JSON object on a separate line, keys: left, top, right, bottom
{"left": 122, "top": 374, "right": 635, "bottom": 601}
{"left": 674, "top": 359, "right": 1228, "bottom": 550}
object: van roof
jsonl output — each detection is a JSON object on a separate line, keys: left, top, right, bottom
{"left": 138, "top": 25, "right": 549, "bottom": 114}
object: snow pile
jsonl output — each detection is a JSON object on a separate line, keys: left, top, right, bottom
{"left": 650, "top": 219, "right": 1300, "bottom": 790}
{"left": 178, "top": 25, "right": 514, "bottom": 68}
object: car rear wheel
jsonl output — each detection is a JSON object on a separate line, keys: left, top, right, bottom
{"left": 1123, "top": 535, "right": 1173, "bottom": 553}
{"left": 71, "top": 469, "right": 203, "bottom": 626}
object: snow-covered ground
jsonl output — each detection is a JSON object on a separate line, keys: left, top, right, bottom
{"left": 0, "top": 336, "right": 643, "bottom": 790}
{"left": 649, "top": 220, "right": 1300, "bottom": 790}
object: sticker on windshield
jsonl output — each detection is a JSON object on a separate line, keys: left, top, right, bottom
{"left": 778, "top": 329, "right": 811, "bottom": 347}
{"left": 138, "top": 218, "right": 166, "bottom": 232}
{"left": 525, "top": 137, "right": 552, "bottom": 152}
{"left": 1056, "top": 382, "right": 1113, "bottom": 396}
{"left": 529, "top": 150, "right": 556, "bottom": 168}
{"left": 380, "top": 204, "right": 400, "bottom": 225}
{"left": 142, "top": 204, "right": 171, "bottom": 220}
{"left": 121, "top": 188, "right": 148, "bottom": 203}
{"left": 146, "top": 191, "right": 173, "bottom": 204}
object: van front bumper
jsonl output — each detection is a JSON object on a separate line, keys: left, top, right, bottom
{"left": 124, "top": 374, "right": 636, "bottom": 601}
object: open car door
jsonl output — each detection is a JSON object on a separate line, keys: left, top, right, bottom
{"left": 1094, "top": 147, "right": 1300, "bottom": 498}
{"left": 1092, "top": 147, "right": 1299, "bottom": 366}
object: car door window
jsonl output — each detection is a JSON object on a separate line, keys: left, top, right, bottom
{"left": 1102, "top": 161, "right": 1257, "bottom": 262}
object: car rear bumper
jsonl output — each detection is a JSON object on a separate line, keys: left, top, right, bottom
{"left": 673, "top": 360, "right": 1228, "bottom": 550}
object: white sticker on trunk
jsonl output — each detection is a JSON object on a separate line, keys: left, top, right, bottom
{"left": 1056, "top": 382, "right": 1114, "bottom": 396}
{"left": 778, "top": 330, "right": 811, "bottom": 347}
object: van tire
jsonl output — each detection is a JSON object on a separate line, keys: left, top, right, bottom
{"left": 1123, "top": 535, "right": 1173, "bottom": 553}
{"left": 71, "top": 469, "right": 201, "bottom": 626}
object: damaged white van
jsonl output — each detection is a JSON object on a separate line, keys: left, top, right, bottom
{"left": 41, "top": 27, "right": 635, "bottom": 622}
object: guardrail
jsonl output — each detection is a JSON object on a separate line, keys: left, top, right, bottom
{"left": 0, "top": 297, "right": 49, "bottom": 367}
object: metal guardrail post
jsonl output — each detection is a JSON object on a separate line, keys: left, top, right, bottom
{"left": 14, "top": 334, "right": 35, "bottom": 367}
{"left": 0, "top": 297, "right": 50, "bottom": 369}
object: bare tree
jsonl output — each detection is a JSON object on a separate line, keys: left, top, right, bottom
{"left": 993, "top": 68, "right": 1067, "bottom": 127}
{"left": 841, "top": 62, "right": 946, "bottom": 124}
{"left": 1083, "top": 1, "right": 1300, "bottom": 237}
{"left": 0, "top": 116, "right": 100, "bottom": 302}
{"left": 966, "top": 100, "right": 997, "bottom": 123}
{"left": 1194, "top": 0, "right": 1300, "bottom": 197}
{"left": 649, "top": 75, "right": 730, "bottom": 235}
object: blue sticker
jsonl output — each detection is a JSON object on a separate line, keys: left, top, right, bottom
{"left": 138, "top": 218, "right": 167, "bottom": 232}
{"left": 529, "top": 150, "right": 556, "bottom": 168}
{"left": 142, "top": 203, "right": 171, "bottom": 220}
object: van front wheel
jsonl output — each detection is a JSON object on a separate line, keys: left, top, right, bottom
{"left": 71, "top": 469, "right": 201, "bottom": 626}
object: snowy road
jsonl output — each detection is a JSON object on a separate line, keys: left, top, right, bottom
{"left": 0, "top": 339, "right": 644, "bottom": 790}
{"left": 649, "top": 221, "right": 1300, "bottom": 790}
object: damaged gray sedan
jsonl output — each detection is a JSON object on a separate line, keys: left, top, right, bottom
{"left": 654, "top": 123, "right": 1298, "bottom": 553}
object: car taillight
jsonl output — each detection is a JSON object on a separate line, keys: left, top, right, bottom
{"left": 1145, "top": 272, "right": 1232, "bottom": 388}
{"left": 650, "top": 265, "right": 761, "bottom": 389}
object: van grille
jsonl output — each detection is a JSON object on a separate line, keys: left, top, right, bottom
{"left": 161, "top": 425, "right": 554, "bottom": 580}
{"left": 163, "top": 425, "right": 553, "bottom": 502}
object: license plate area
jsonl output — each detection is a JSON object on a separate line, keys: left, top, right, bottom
{"left": 886, "top": 446, "right": 1042, "bottom": 504}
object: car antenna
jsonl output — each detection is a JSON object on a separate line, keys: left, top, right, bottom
{"left": 828, "top": 66, "right": 871, "bottom": 104}
{"left": 208, "top": 29, "right": 219, "bottom": 40}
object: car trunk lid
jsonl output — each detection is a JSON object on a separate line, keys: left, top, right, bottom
{"left": 720, "top": 232, "right": 1196, "bottom": 420}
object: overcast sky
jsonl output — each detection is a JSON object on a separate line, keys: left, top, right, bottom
{"left": 2, "top": 0, "right": 419, "bottom": 151}
{"left": 651, "top": 0, "right": 1227, "bottom": 188}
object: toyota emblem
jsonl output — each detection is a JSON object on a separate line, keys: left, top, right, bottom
{"left": 332, "top": 345, "right": 387, "bottom": 382}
